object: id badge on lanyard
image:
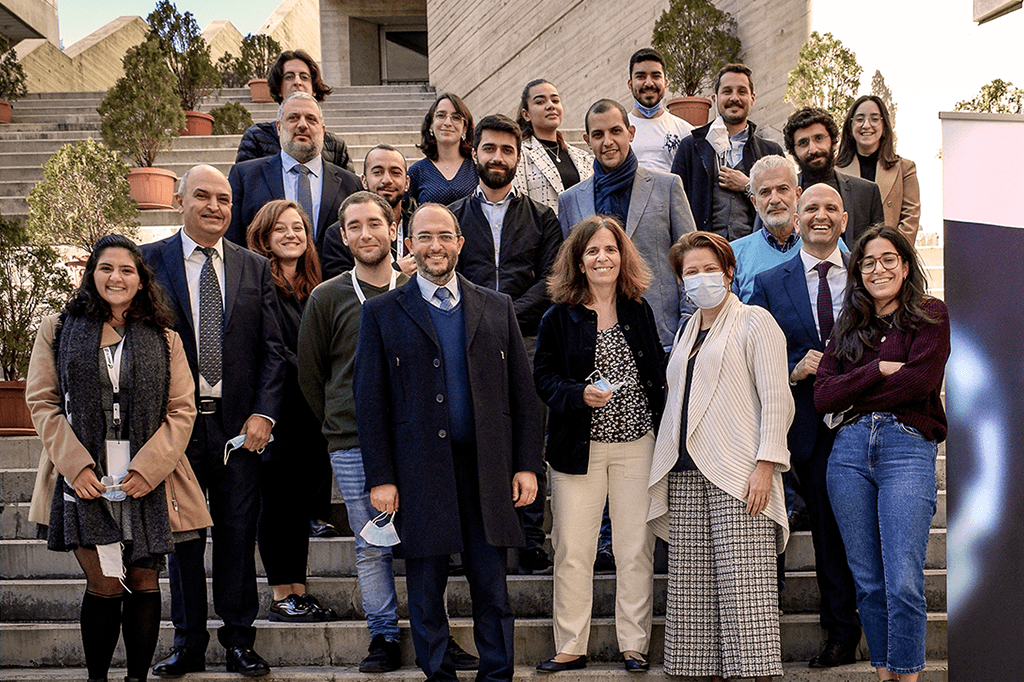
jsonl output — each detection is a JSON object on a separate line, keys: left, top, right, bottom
{"left": 103, "top": 340, "right": 129, "bottom": 479}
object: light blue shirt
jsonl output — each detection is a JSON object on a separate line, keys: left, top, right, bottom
{"left": 475, "top": 185, "right": 517, "bottom": 268}
{"left": 281, "top": 150, "right": 324, "bottom": 232}
{"left": 416, "top": 273, "right": 461, "bottom": 308}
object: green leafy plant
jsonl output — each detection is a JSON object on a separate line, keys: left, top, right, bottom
{"left": 0, "top": 36, "right": 29, "bottom": 102}
{"left": 209, "top": 101, "right": 255, "bottom": 135}
{"left": 786, "top": 31, "right": 862, "bottom": 125}
{"left": 0, "top": 214, "right": 73, "bottom": 381}
{"left": 955, "top": 78, "right": 1024, "bottom": 114}
{"left": 651, "top": 0, "right": 742, "bottom": 97}
{"left": 27, "top": 139, "right": 140, "bottom": 251}
{"left": 98, "top": 39, "right": 184, "bottom": 167}
{"left": 147, "top": 0, "right": 221, "bottom": 111}
{"left": 218, "top": 34, "right": 283, "bottom": 88}
{"left": 217, "top": 52, "right": 246, "bottom": 88}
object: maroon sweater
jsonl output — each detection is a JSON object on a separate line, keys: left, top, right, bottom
{"left": 814, "top": 297, "right": 950, "bottom": 442}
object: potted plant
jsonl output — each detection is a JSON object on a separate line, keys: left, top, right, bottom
{"left": 27, "top": 139, "right": 141, "bottom": 251}
{"left": 0, "top": 214, "right": 74, "bottom": 434}
{"left": 209, "top": 101, "right": 255, "bottom": 135}
{"left": 98, "top": 39, "right": 184, "bottom": 209}
{"left": 147, "top": 0, "right": 221, "bottom": 135}
{"left": 651, "top": 0, "right": 742, "bottom": 126}
{"left": 241, "top": 34, "right": 282, "bottom": 103}
{"left": 0, "top": 37, "right": 29, "bottom": 124}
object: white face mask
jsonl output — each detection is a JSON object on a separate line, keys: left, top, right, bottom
{"left": 360, "top": 511, "right": 401, "bottom": 547}
{"left": 683, "top": 271, "right": 728, "bottom": 309}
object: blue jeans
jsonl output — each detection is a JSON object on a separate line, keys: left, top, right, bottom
{"left": 330, "top": 448, "right": 400, "bottom": 640}
{"left": 826, "top": 413, "right": 937, "bottom": 675}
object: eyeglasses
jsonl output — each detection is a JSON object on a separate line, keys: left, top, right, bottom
{"left": 858, "top": 253, "right": 901, "bottom": 274}
{"left": 433, "top": 111, "right": 465, "bottom": 124}
{"left": 853, "top": 114, "right": 882, "bottom": 127}
{"left": 413, "top": 233, "right": 459, "bottom": 245}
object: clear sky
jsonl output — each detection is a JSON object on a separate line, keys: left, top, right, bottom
{"left": 58, "top": 0, "right": 284, "bottom": 49}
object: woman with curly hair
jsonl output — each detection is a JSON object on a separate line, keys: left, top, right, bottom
{"left": 407, "top": 93, "right": 478, "bottom": 205}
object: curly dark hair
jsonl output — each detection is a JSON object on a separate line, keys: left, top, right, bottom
{"left": 66, "top": 234, "right": 174, "bottom": 327}
{"left": 836, "top": 95, "right": 899, "bottom": 171}
{"left": 548, "top": 215, "right": 650, "bottom": 306}
{"left": 830, "top": 225, "right": 938, "bottom": 364}
{"left": 416, "top": 93, "right": 474, "bottom": 161}
{"left": 246, "top": 199, "right": 322, "bottom": 300}
{"left": 267, "top": 49, "right": 333, "bottom": 103}
{"left": 783, "top": 107, "right": 839, "bottom": 158}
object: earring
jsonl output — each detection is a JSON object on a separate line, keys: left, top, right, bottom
{"left": 461, "top": 134, "right": 466, "bottom": 141}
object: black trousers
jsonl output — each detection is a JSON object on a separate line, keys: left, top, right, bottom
{"left": 168, "top": 410, "right": 261, "bottom": 650}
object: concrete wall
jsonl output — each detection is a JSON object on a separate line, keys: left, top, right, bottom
{"left": 202, "top": 20, "right": 244, "bottom": 62}
{"left": 2, "top": 0, "right": 59, "bottom": 45}
{"left": 319, "top": 0, "right": 426, "bottom": 87}
{"left": 349, "top": 18, "right": 380, "bottom": 86}
{"left": 259, "top": 0, "right": 322, "bottom": 63}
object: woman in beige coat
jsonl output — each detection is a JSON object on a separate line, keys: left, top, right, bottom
{"left": 27, "top": 234, "right": 210, "bottom": 682}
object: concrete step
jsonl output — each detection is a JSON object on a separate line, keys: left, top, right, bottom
{"left": 0, "top": 566, "right": 948, "bottom": 623}
{"left": 0, "top": 612, "right": 949, "bottom": 667}
{"left": 0, "top": 661, "right": 953, "bottom": 681}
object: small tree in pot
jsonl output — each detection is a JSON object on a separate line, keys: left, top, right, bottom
{"left": 651, "top": 0, "right": 742, "bottom": 126}
{"left": 217, "top": 33, "right": 283, "bottom": 102}
{"left": 0, "top": 37, "right": 29, "bottom": 124}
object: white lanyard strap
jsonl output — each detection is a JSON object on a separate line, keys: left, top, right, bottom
{"left": 102, "top": 336, "right": 125, "bottom": 425}
{"left": 351, "top": 268, "right": 398, "bottom": 305}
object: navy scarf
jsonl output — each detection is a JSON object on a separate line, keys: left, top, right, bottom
{"left": 593, "top": 148, "right": 638, "bottom": 225}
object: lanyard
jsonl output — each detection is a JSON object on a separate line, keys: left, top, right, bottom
{"left": 102, "top": 336, "right": 125, "bottom": 426}
{"left": 351, "top": 268, "right": 398, "bottom": 305}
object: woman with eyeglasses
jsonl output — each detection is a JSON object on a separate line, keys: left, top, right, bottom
{"left": 814, "top": 225, "right": 949, "bottom": 682}
{"left": 407, "top": 93, "right": 479, "bottom": 206}
{"left": 836, "top": 96, "right": 920, "bottom": 245}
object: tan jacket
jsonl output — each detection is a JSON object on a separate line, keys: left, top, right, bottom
{"left": 838, "top": 156, "right": 920, "bottom": 245}
{"left": 27, "top": 314, "right": 212, "bottom": 533}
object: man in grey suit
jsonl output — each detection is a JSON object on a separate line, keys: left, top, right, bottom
{"left": 558, "top": 99, "right": 697, "bottom": 347}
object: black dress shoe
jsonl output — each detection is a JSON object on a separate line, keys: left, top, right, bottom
{"left": 310, "top": 519, "right": 340, "bottom": 537}
{"left": 624, "top": 654, "right": 649, "bottom": 671}
{"left": 519, "top": 547, "right": 553, "bottom": 574}
{"left": 299, "top": 593, "right": 339, "bottom": 621}
{"left": 225, "top": 647, "right": 270, "bottom": 676}
{"left": 537, "top": 655, "right": 587, "bottom": 672}
{"left": 808, "top": 639, "right": 857, "bottom": 667}
{"left": 152, "top": 647, "right": 205, "bottom": 677}
{"left": 594, "top": 547, "right": 616, "bottom": 573}
{"left": 269, "top": 594, "right": 318, "bottom": 622}
{"left": 446, "top": 636, "right": 479, "bottom": 670}
{"left": 359, "top": 634, "right": 402, "bottom": 673}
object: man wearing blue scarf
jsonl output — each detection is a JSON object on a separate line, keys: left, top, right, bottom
{"left": 557, "top": 99, "right": 697, "bottom": 349}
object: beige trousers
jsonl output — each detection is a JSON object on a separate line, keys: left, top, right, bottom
{"left": 550, "top": 431, "right": 656, "bottom": 655}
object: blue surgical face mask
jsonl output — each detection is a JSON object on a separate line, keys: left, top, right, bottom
{"left": 633, "top": 98, "right": 663, "bottom": 118}
{"left": 683, "top": 271, "right": 728, "bottom": 309}
{"left": 360, "top": 511, "right": 400, "bottom": 547}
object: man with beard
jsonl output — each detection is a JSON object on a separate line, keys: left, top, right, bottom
{"left": 671, "top": 64, "right": 783, "bottom": 240}
{"left": 321, "top": 144, "right": 420, "bottom": 279}
{"left": 227, "top": 92, "right": 361, "bottom": 257}
{"left": 354, "top": 202, "right": 544, "bottom": 682}
{"left": 626, "top": 48, "right": 693, "bottom": 173}
{"left": 449, "top": 114, "right": 561, "bottom": 575}
{"left": 784, "top": 107, "right": 883, "bottom": 247}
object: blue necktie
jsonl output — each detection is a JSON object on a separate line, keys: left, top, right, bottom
{"left": 434, "top": 287, "right": 454, "bottom": 311}
{"left": 293, "top": 164, "right": 314, "bottom": 234}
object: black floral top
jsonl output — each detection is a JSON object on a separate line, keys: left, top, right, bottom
{"left": 590, "top": 324, "right": 653, "bottom": 443}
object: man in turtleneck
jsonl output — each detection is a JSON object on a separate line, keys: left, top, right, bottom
{"left": 626, "top": 47, "right": 694, "bottom": 173}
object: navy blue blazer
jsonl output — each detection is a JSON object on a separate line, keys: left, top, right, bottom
{"left": 748, "top": 250, "right": 848, "bottom": 463}
{"left": 226, "top": 152, "right": 362, "bottom": 256}
{"left": 353, "top": 274, "right": 545, "bottom": 558}
{"left": 140, "top": 231, "right": 287, "bottom": 437}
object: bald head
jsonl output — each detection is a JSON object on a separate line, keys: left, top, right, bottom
{"left": 176, "top": 164, "right": 232, "bottom": 247}
{"left": 797, "top": 183, "right": 847, "bottom": 258}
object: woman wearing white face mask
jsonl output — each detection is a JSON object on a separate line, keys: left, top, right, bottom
{"left": 647, "top": 231, "right": 794, "bottom": 681}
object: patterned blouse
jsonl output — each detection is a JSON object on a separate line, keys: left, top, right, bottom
{"left": 407, "top": 156, "right": 479, "bottom": 206}
{"left": 590, "top": 323, "right": 653, "bottom": 443}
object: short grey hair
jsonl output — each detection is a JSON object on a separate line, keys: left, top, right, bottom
{"left": 747, "top": 154, "right": 797, "bottom": 196}
{"left": 277, "top": 92, "right": 322, "bottom": 122}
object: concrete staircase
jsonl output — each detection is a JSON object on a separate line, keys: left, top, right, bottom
{"left": 1, "top": 433, "right": 948, "bottom": 680}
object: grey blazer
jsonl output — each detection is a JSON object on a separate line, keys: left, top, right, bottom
{"left": 557, "top": 165, "right": 697, "bottom": 346}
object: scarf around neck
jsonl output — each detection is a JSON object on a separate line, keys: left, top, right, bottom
{"left": 593, "top": 147, "right": 638, "bottom": 225}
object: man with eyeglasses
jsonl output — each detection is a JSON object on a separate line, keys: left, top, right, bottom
{"left": 784, "top": 107, "right": 883, "bottom": 247}
{"left": 354, "top": 203, "right": 545, "bottom": 682}
{"left": 748, "top": 183, "right": 862, "bottom": 670}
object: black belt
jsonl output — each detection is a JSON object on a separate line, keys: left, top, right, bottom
{"left": 198, "top": 398, "right": 220, "bottom": 415}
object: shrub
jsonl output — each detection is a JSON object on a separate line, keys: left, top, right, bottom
{"left": 210, "top": 101, "right": 255, "bottom": 135}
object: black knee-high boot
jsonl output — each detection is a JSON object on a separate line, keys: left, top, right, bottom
{"left": 81, "top": 591, "right": 124, "bottom": 681}
{"left": 122, "top": 590, "right": 161, "bottom": 681}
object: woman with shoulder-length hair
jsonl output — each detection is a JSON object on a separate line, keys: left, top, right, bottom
{"left": 836, "top": 96, "right": 920, "bottom": 244}
{"left": 512, "top": 78, "right": 594, "bottom": 214}
{"left": 648, "top": 231, "right": 793, "bottom": 682}
{"left": 27, "top": 234, "right": 211, "bottom": 682}
{"left": 407, "top": 93, "right": 478, "bottom": 205}
{"left": 533, "top": 215, "right": 666, "bottom": 673}
{"left": 815, "top": 225, "right": 949, "bottom": 682}
{"left": 246, "top": 200, "right": 337, "bottom": 623}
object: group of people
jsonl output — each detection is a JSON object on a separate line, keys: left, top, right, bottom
{"left": 25, "top": 43, "right": 946, "bottom": 682}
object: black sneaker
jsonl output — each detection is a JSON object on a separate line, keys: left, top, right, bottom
{"left": 594, "top": 547, "right": 616, "bottom": 573}
{"left": 519, "top": 547, "right": 553, "bottom": 574}
{"left": 446, "top": 636, "right": 479, "bottom": 670}
{"left": 359, "top": 634, "right": 401, "bottom": 673}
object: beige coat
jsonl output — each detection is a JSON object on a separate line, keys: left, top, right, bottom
{"left": 838, "top": 156, "right": 920, "bottom": 245}
{"left": 647, "top": 294, "right": 794, "bottom": 552}
{"left": 27, "top": 314, "right": 212, "bottom": 533}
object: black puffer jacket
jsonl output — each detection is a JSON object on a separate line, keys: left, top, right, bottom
{"left": 235, "top": 121, "right": 352, "bottom": 171}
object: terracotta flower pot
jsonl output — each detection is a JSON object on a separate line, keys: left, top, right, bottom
{"left": 0, "top": 380, "right": 34, "bottom": 436}
{"left": 667, "top": 96, "right": 713, "bottom": 127}
{"left": 127, "top": 167, "right": 177, "bottom": 210}
{"left": 183, "top": 110, "right": 214, "bottom": 136}
{"left": 0, "top": 100, "right": 12, "bottom": 124}
{"left": 248, "top": 78, "right": 273, "bottom": 103}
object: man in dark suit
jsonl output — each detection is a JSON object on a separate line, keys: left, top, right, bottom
{"left": 142, "top": 165, "right": 287, "bottom": 677}
{"left": 784, "top": 107, "right": 884, "bottom": 247}
{"left": 354, "top": 203, "right": 545, "bottom": 682}
{"left": 226, "top": 92, "right": 361, "bottom": 256}
{"left": 749, "top": 183, "right": 862, "bottom": 669}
